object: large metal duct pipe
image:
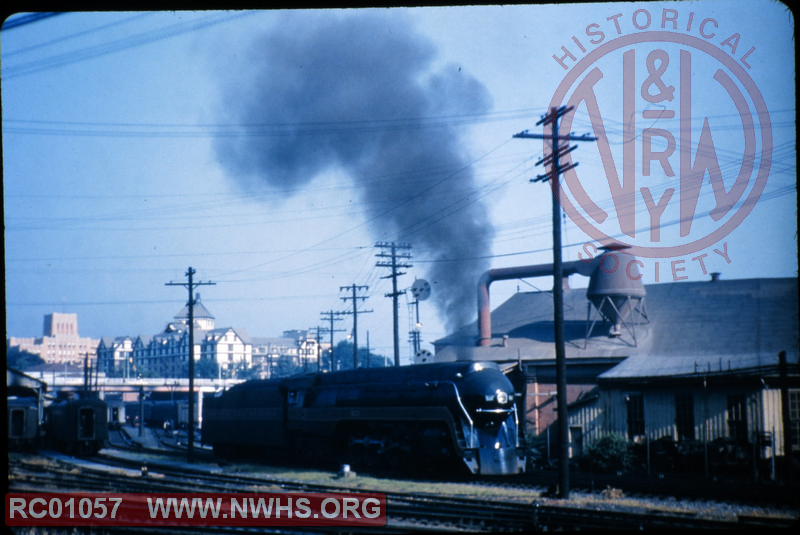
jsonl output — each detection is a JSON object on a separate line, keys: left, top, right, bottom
{"left": 477, "top": 259, "right": 596, "bottom": 346}
{"left": 476, "top": 249, "right": 644, "bottom": 346}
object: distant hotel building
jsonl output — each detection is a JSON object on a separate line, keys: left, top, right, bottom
{"left": 7, "top": 312, "right": 100, "bottom": 366}
{"left": 96, "top": 295, "right": 323, "bottom": 380}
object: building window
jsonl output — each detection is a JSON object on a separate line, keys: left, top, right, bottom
{"left": 727, "top": 394, "right": 748, "bottom": 444}
{"left": 789, "top": 390, "right": 799, "bottom": 451}
{"left": 626, "top": 393, "right": 645, "bottom": 439}
{"left": 675, "top": 393, "right": 695, "bottom": 441}
{"left": 569, "top": 426, "right": 584, "bottom": 459}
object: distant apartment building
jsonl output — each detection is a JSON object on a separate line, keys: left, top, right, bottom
{"left": 7, "top": 312, "right": 99, "bottom": 366}
{"left": 250, "top": 332, "right": 324, "bottom": 379}
{"left": 97, "top": 294, "right": 255, "bottom": 379}
{"left": 96, "top": 336, "right": 134, "bottom": 376}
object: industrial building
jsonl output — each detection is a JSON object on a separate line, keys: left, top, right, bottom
{"left": 433, "top": 249, "right": 798, "bottom": 477}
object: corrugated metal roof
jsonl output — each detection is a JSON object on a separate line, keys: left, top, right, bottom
{"left": 435, "top": 278, "right": 798, "bottom": 368}
{"left": 597, "top": 353, "right": 779, "bottom": 380}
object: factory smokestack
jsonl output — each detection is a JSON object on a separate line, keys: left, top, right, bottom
{"left": 213, "top": 11, "right": 494, "bottom": 331}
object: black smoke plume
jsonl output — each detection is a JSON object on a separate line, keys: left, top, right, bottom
{"left": 214, "top": 10, "right": 495, "bottom": 333}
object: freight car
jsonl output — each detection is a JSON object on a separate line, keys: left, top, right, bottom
{"left": 8, "top": 396, "right": 40, "bottom": 451}
{"left": 202, "top": 361, "right": 525, "bottom": 476}
{"left": 44, "top": 397, "right": 108, "bottom": 455}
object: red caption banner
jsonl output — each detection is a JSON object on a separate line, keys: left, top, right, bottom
{"left": 6, "top": 492, "right": 387, "bottom": 527}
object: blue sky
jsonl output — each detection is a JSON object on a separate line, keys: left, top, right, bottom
{"left": 3, "top": 2, "right": 796, "bottom": 364}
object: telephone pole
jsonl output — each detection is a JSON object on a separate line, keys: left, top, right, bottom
{"left": 320, "top": 310, "right": 345, "bottom": 372}
{"left": 339, "top": 284, "right": 372, "bottom": 369}
{"left": 514, "top": 106, "right": 596, "bottom": 499}
{"left": 165, "top": 267, "right": 215, "bottom": 463}
{"left": 312, "top": 326, "right": 323, "bottom": 372}
{"left": 375, "top": 242, "right": 412, "bottom": 366}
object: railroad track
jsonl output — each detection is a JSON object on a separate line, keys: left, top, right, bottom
{"left": 482, "top": 469, "right": 800, "bottom": 507}
{"left": 387, "top": 492, "right": 797, "bottom": 531}
{"left": 9, "top": 452, "right": 798, "bottom": 532}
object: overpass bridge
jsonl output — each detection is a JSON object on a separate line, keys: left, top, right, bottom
{"left": 8, "top": 369, "right": 246, "bottom": 426}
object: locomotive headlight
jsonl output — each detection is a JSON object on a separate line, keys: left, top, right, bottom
{"left": 496, "top": 390, "right": 508, "bottom": 404}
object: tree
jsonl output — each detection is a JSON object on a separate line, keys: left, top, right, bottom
{"left": 184, "top": 357, "right": 219, "bottom": 379}
{"left": 332, "top": 340, "right": 388, "bottom": 370}
{"left": 6, "top": 347, "right": 45, "bottom": 370}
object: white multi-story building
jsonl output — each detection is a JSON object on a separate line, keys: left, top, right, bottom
{"left": 201, "top": 327, "right": 252, "bottom": 378}
{"left": 96, "top": 336, "right": 134, "bottom": 376}
{"left": 97, "top": 295, "right": 257, "bottom": 379}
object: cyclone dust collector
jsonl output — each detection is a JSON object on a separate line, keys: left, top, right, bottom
{"left": 584, "top": 248, "right": 648, "bottom": 346}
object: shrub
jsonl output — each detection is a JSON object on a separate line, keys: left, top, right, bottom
{"left": 583, "top": 434, "right": 634, "bottom": 473}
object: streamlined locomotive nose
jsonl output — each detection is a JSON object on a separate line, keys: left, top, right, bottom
{"left": 459, "top": 362, "right": 516, "bottom": 417}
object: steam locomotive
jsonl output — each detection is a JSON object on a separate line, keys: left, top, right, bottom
{"left": 202, "top": 361, "right": 525, "bottom": 475}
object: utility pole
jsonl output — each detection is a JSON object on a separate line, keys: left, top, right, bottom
{"left": 779, "top": 350, "right": 792, "bottom": 485}
{"left": 340, "top": 284, "right": 372, "bottom": 369}
{"left": 166, "top": 267, "right": 215, "bottom": 463}
{"left": 366, "top": 330, "right": 371, "bottom": 368}
{"left": 514, "top": 107, "right": 596, "bottom": 500}
{"left": 83, "top": 352, "right": 90, "bottom": 395}
{"left": 320, "top": 310, "right": 345, "bottom": 372}
{"left": 313, "top": 326, "right": 323, "bottom": 372}
{"left": 375, "top": 242, "right": 412, "bottom": 366}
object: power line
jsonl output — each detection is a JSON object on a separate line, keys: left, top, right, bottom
{"left": 1, "top": 13, "right": 64, "bottom": 31}
{"left": 3, "top": 11, "right": 255, "bottom": 79}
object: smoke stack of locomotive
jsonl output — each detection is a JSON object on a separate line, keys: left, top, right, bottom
{"left": 477, "top": 247, "right": 646, "bottom": 346}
